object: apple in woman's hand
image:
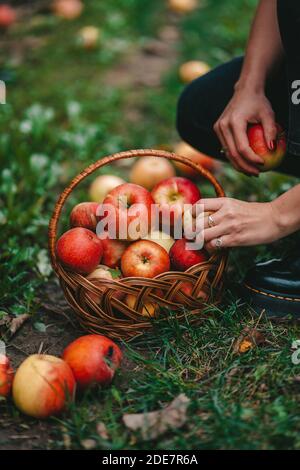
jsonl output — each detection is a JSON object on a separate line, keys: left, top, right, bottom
{"left": 62, "top": 335, "right": 122, "bottom": 389}
{"left": 130, "top": 156, "right": 175, "bottom": 191}
{"left": 56, "top": 227, "right": 103, "bottom": 274}
{"left": 151, "top": 176, "right": 201, "bottom": 229}
{"left": 247, "top": 123, "right": 286, "bottom": 172}
{"left": 0, "top": 355, "right": 14, "bottom": 398}
{"left": 89, "top": 175, "right": 125, "bottom": 203}
{"left": 12, "top": 355, "right": 76, "bottom": 418}
{"left": 121, "top": 240, "right": 170, "bottom": 278}
{"left": 102, "top": 183, "right": 154, "bottom": 240}
{"left": 85, "top": 265, "right": 123, "bottom": 304}
{"left": 170, "top": 238, "right": 207, "bottom": 271}
{"left": 70, "top": 202, "right": 99, "bottom": 231}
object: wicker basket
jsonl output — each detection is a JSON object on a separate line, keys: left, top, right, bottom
{"left": 49, "top": 149, "right": 228, "bottom": 341}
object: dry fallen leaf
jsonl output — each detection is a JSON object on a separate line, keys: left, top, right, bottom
{"left": 233, "top": 327, "right": 265, "bottom": 354}
{"left": 96, "top": 422, "right": 109, "bottom": 440}
{"left": 123, "top": 393, "right": 190, "bottom": 441}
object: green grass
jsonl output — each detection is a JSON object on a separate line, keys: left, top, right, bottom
{"left": 1, "top": 0, "right": 300, "bottom": 450}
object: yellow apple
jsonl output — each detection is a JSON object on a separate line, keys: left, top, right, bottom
{"left": 89, "top": 174, "right": 125, "bottom": 203}
{"left": 179, "top": 60, "right": 210, "bottom": 83}
{"left": 78, "top": 26, "right": 100, "bottom": 49}
{"left": 143, "top": 230, "right": 174, "bottom": 253}
{"left": 129, "top": 156, "right": 175, "bottom": 191}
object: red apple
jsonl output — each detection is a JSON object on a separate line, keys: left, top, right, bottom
{"left": 56, "top": 227, "right": 103, "bottom": 274}
{"left": 89, "top": 174, "right": 125, "bottom": 203}
{"left": 102, "top": 183, "right": 154, "bottom": 240}
{"left": 101, "top": 237, "right": 128, "bottom": 268}
{"left": 247, "top": 123, "right": 286, "bottom": 172}
{"left": 12, "top": 354, "right": 76, "bottom": 419}
{"left": 0, "top": 5, "right": 16, "bottom": 28}
{"left": 53, "top": 0, "right": 83, "bottom": 20}
{"left": 179, "top": 61, "right": 210, "bottom": 83}
{"left": 129, "top": 156, "right": 175, "bottom": 191}
{"left": 85, "top": 265, "right": 123, "bottom": 304}
{"left": 170, "top": 238, "right": 207, "bottom": 271}
{"left": 174, "top": 141, "right": 221, "bottom": 178}
{"left": 0, "top": 355, "right": 14, "bottom": 398}
{"left": 151, "top": 176, "right": 201, "bottom": 230}
{"left": 70, "top": 202, "right": 99, "bottom": 231}
{"left": 62, "top": 335, "right": 122, "bottom": 389}
{"left": 172, "top": 281, "right": 206, "bottom": 302}
{"left": 121, "top": 240, "right": 170, "bottom": 278}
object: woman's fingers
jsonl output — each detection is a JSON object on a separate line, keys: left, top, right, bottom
{"left": 260, "top": 110, "right": 277, "bottom": 150}
{"left": 205, "top": 235, "right": 233, "bottom": 252}
{"left": 193, "top": 198, "right": 224, "bottom": 215}
{"left": 231, "top": 120, "right": 264, "bottom": 165}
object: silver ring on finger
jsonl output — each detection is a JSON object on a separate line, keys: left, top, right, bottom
{"left": 208, "top": 214, "right": 215, "bottom": 228}
{"left": 215, "top": 237, "right": 223, "bottom": 250}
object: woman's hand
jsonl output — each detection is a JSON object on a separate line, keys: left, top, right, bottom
{"left": 195, "top": 197, "right": 282, "bottom": 251}
{"left": 213, "top": 88, "right": 277, "bottom": 176}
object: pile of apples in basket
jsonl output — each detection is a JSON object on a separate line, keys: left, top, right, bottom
{"left": 56, "top": 154, "right": 218, "bottom": 315}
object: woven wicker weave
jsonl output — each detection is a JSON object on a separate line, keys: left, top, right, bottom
{"left": 49, "top": 149, "right": 228, "bottom": 340}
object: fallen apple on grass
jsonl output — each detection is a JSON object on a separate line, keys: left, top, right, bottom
{"left": 0, "top": 4, "right": 16, "bottom": 28}
{"left": 89, "top": 174, "right": 125, "bottom": 203}
{"left": 70, "top": 202, "right": 99, "bottom": 231}
{"left": 121, "top": 240, "right": 170, "bottom": 278}
{"left": 85, "top": 265, "right": 123, "bottom": 304}
{"left": 53, "top": 0, "right": 83, "bottom": 20}
{"left": 174, "top": 141, "right": 221, "bottom": 177}
{"left": 0, "top": 355, "right": 14, "bottom": 398}
{"left": 179, "top": 61, "right": 210, "bottom": 84}
{"left": 143, "top": 230, "right": 175, "bottom": 253}
{"left": 56, "top": 227, "right": 103, "bottom": 274}
{"left": 170, "top": 238, "right": 207, "bottom": 271}
{"left": 78, "top": 26, "right": 100, "bottom": 49}
{"left": 125, "top": 294, "right": 158, "bottom": 318}
{"left": 102, "top": 183, "right": 154, "bottom": 240}
{"left": 151, "top": 176, "right": 201, "bottom": 230}
{"left": 247, "top": 123, "right": 286, "bottom": 172}
{"left": 12, "top": 355, "right": 76, "bottom": 419}
{"left": 168, "top": 0, "right": 198, "bottom": 14}
{"left": 62, "top": 335, "right": 122, "bottom": 389}
{"left": 129, "top": 156, "right": 175, "bottom": 191}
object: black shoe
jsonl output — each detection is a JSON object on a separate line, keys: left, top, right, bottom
{"left": 240, "top": 256, "right": 300, "bottom": 318}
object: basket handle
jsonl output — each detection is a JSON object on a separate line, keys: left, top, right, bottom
{"left": 48, "top": 149, "right": 225, "bottom": 273}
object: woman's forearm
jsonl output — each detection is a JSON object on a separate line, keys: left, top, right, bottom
{"left": 272, "top": 185, "right": 300, "bottom": 238}
{"left": 236, "top": 0, "right": 284, "bottom": 93}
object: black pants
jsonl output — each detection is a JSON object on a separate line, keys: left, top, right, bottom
{"left": 176, "top": 56, "right": 300, "bottom": 178}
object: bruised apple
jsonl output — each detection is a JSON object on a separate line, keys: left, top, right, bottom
{"left": 129, "top": 156, "right": 175, "bottom": 191}
{"left": 170, "top": 238, "right": 207, "bottom": 271}
{"left": 89, "top": 175, "right": 125, "bottom": 203}
{"left": 12, "top": 355, "right": 76, "bottom": 418}
{"left": 56, "top": 227, "right": 103, "bottom": 274}
{"left": 247, "top": 123, "right": 286, "bottom": 172}
{"left": 174, "top": 141, "right": 221, "bottom": 178}
{"left": 70, "top": 202, "right": 99, "bottom": 231}
{"left": 85, "top": 265, "right": 123, "bottom": 304}
{"left": 179, "top": 61, "right": 210, "bottom": 83}
{"left": 121, "top": 240, "right": 170, "bottom": 278}
{"left": 0, "top": 355, "right": 14, "bottom": 398}
{"left": 62, "top": 335, "right": 122, "bottom": 389}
